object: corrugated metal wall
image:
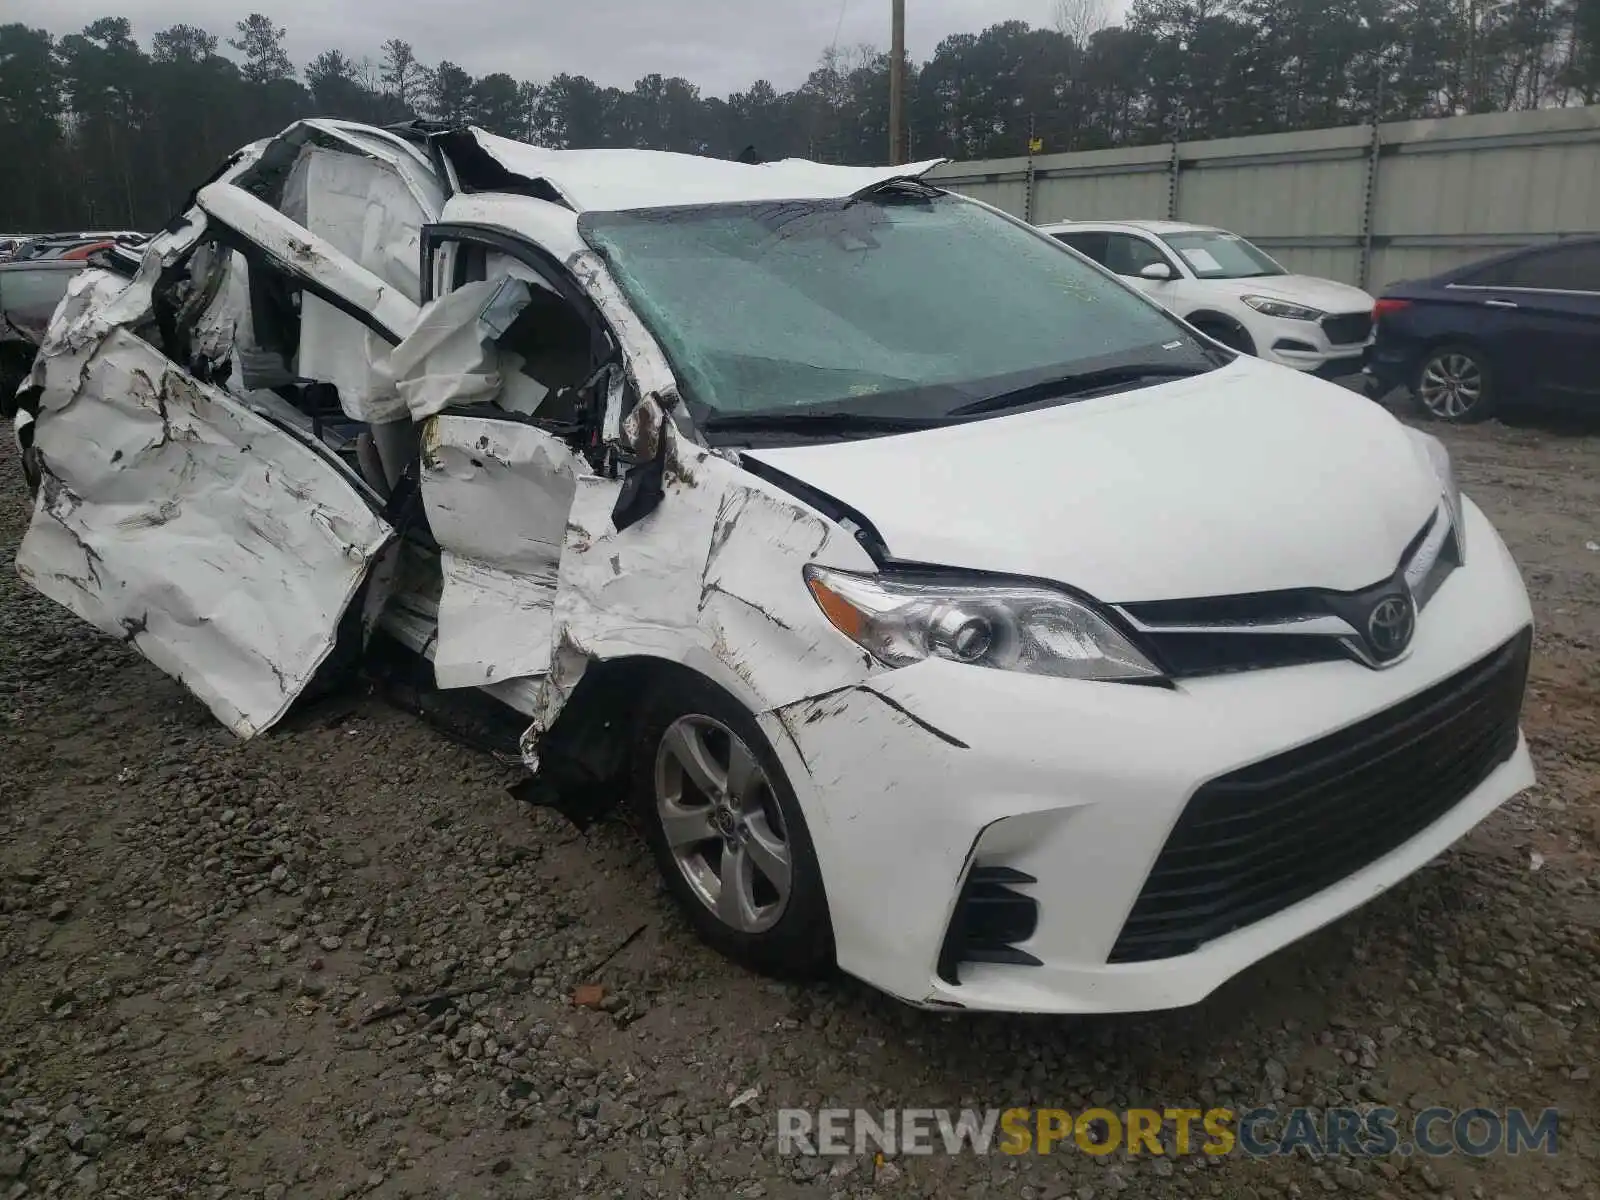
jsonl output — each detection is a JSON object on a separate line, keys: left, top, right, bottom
{"left": 926, "top": 106, "right": 1600, "bottom": 290}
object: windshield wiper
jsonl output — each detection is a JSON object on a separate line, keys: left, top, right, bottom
{"left": 946, "top": 363, "right": 1212, "bottom": 417}
{"left": 701, "top": 410, "right": 948, "bottom": 435}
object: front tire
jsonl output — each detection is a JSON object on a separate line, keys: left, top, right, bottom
{"left": 631, "top": 672, "right": 834, "bottom": 978}
{"left": 1414, "top": 344, "right": 1495, "bottom": 423}
{"left": 1190, "top": 316, "right": 1257, "bottom": 356}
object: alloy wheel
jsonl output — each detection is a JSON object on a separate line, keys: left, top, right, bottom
{"left": 1418, "top": 352, "right": 1484, "bottom": 420}
{"left": 653, "top": 714, "right": 792, "bottom": 933}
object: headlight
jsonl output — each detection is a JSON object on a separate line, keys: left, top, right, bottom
{"left": 1412, "top": 430, "right": 1466, "bottom": 562}
{"left": 1241, "top": 295, "right": 1325, "bottom": 321}
{"left": 803, "top": 565, "right": 1162, "bottom": 682}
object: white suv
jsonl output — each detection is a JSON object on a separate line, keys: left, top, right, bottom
{"left": 1039, "top": 219, "right": 1375, "bottom": 378}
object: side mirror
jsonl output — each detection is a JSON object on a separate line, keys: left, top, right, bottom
{"left": 1140, "top": 262, "right": 1175, "bottom": 281}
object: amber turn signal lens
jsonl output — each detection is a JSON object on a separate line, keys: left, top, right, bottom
{"left": 806, "top": 572, "right": 867, "bottom": 641}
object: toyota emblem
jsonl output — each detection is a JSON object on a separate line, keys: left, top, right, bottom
{"left": 1366, "top": 594, "right": 1416, "bottom": 659}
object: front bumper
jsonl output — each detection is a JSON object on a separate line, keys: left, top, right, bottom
{"left": 1252, "top": 314, "right": 1368, "bottom": 376}
{"left": 775, "top": 497, "right": 1534, "bottom": 1014}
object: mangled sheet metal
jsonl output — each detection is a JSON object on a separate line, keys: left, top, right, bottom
{"left": 16, "top": 327, "right": 393, "bottom": 737}
{"left": 440, "top": 193, "right": 590, "bottom": 260}
{"left": 195, "top": 181, "right": 420, "bottom": 345}
{"left": 458, "top": 128, "right": 948, "bottom": 213}
{"left": 529, "top": 402, "right": 883, "bottom": 742}
{"left": 185, "top": 243, "right": 249, "bottom": 370}
{"left": 419, "top": 414, "right": 582, "bottom": 689}
{"left": 11, "top": 220, "right": 211, "bottom": 457}
{"left": 12, "top": 115, "right": 916, "bottom": 755}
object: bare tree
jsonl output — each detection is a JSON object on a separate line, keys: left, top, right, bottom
{"left": 380, "top": 38, "right": 427, "bottom": 111}
{"left": 1055, "top": 0, "right": 1114, "bottom": 44}
{"left": 352, "top": 57, "right": 382, "bottom": 96}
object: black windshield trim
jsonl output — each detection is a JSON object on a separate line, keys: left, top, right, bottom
{"left": 945, "top": 362, "right": 1218, "bottom": 418}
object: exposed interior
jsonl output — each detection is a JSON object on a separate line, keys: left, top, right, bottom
{"left": 143, "top": 128, "right": 622, "bottom": 726}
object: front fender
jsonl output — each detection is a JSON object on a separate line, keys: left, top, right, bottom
{"left": 531, "top": 421, "right": 884, "bottom": 739}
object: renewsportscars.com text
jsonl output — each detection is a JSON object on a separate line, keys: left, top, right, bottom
{"left": 777, "top": 1106, "right": 1560, "bottom": 1159}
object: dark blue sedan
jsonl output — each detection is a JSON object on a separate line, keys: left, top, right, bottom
{"left": 1363, "top": 236, "right": 1600, "bottom": 422}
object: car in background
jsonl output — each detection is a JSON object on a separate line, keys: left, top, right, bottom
{"left": 1363, "top": 236, "right": 1600, "bottom": 422}
{"left": 9, "top": 231, "right": 144, "bottom": 263}
{"left": 1039, "top": 220, "right": 1375, "bottom": 378}
{"left": 0, "top": 236, "right": 29, "bottom": 263}
{"left": 1, "top": 259, "right": 86, "bottom": 398}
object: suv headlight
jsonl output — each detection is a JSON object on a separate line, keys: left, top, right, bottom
{"left": 1241, "top": 295, "right": 1325, "bottom": 321}
{"left": 804, "top": 565, "right": 1162, "bottom": 681}
{"left": 1412, "top": 430, "right": 1466, "bottom": 562}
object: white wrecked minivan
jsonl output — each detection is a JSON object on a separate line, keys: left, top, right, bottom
{"left": 6, "top": 120, "right": 1536, "bottom": 1014}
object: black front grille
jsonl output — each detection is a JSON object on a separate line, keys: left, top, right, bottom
{"left": 1119, "top": 514, "right": 1454, "bottom": 679}
{"left": 1322, "top": 311, "right": 1373, "bottom": 346}
{"left": 1142, "top": 631, "right": 1350, "bottom": 677}
{"left": 1108, "top": 628, "right": 1531, "bottom": 964}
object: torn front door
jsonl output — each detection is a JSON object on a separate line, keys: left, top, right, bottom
{"left": 387, "top": 272, "right": 586, "bottom": 690}
{"left": 16, "top": 327, "right": 394, "bottom": 737}
{"left": 418, "top": 413, "right": 583, "bottom": 688}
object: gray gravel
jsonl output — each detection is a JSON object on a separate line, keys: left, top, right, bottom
{"left": 1, "top": 407, "right": 1597, "bottom": 1200}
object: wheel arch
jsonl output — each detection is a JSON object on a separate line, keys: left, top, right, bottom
{"left": 1415, "top": 330, "right": 1498, "bottom": 368}
{"left": 1183, "top": 308, "right": 1257, "bottom": 354}
{"left": 522, "top": 651, "right": 822, "bottom": 830}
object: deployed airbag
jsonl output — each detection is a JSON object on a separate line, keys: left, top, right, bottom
{"left": 390, "top": 278, "right": 531, "bottom": 422}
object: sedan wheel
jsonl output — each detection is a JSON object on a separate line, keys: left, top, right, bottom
{"left": 1416, "top": 347, "right": 1493, "bottom": 422}
{"left": 654, "top": 714, "right": 791, "bottom": 934}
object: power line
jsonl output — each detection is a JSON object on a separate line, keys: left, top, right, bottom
{"left": 829, "top": 0, "right": 851, "bottom": 57}
{"left": 889, "top": 0, "right": 906, "bottom": 164}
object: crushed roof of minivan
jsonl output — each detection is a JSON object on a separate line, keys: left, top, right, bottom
{"left": 462, "top": 128, "right": 949, "bottom": 214}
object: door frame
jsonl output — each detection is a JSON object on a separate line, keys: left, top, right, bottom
{"left": 410, "top": 223, "right": 628, "bottom": 690}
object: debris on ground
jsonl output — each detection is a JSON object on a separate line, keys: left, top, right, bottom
{"left": 1, "top": 418, "right": 1595, "bottom": 1198}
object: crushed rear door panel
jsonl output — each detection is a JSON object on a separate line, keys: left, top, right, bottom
{"left": 16, "top": 327, "right": 394, "bottom": 737}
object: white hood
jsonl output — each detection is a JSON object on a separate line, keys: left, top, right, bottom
{"left": 1203, "top": 273, "right": 1374, "bottom": 313}
{"left": 742, "top": 358, "right": 1440, "bottom": 604}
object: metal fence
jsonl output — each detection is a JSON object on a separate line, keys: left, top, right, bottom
{"left": 925, "top": 106, "right": 1600, "bottom": 291}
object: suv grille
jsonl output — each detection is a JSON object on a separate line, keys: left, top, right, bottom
{"left": 1108, "top": 628, "right": 1531, "bottom": 964}
{"left": 1322, "top": 312, "right": 1373, "bottom": 346}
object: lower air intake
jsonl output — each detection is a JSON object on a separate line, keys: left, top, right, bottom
{"left": 936, "top": 865, "right": 1040, "bottom": 985}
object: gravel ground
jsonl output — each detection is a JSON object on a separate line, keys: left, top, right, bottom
{"left": 1, "top": 405, "right": 1596, "bottom": 1200}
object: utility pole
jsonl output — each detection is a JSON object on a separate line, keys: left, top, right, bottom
{"left": 889, "top": 0, "right": 906, "bottom": 165}
{"left": 1024, "top": 113, "right": 1036, "bottom": 224}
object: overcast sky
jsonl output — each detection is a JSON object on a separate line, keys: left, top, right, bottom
{"left": 8, "top": 0, "right": 1128, "bottom": 95}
